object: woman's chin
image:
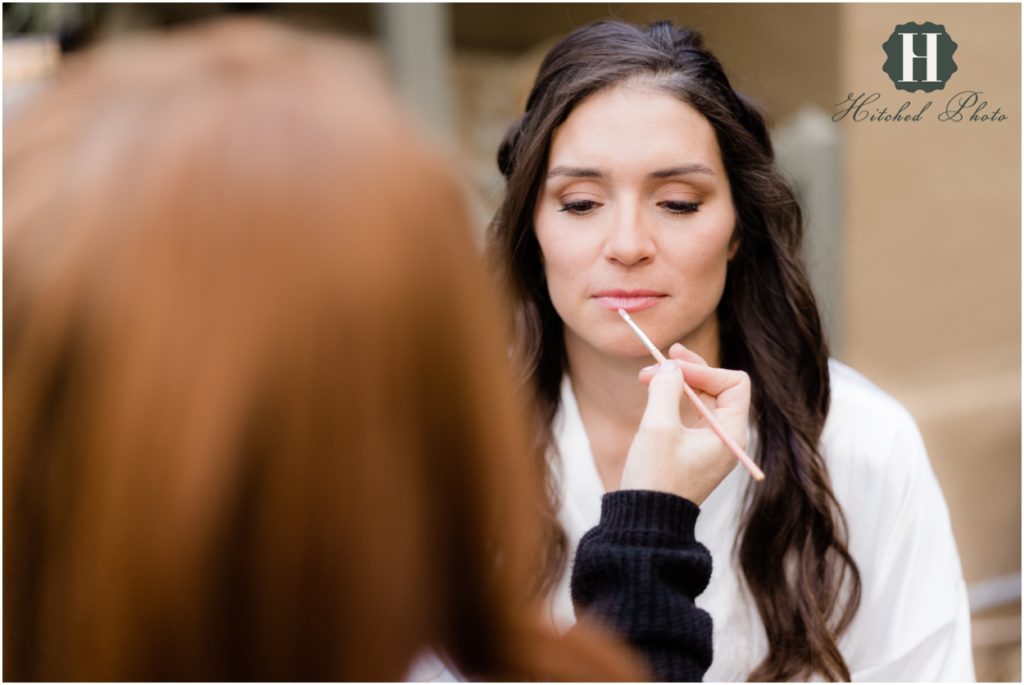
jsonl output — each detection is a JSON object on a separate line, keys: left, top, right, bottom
{"left": 573, "top": 331, "right": 667, "bottom": 364}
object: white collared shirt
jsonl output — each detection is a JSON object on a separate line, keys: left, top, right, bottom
{"left": 548, "top": 359, "right": 975, "bottom": 682}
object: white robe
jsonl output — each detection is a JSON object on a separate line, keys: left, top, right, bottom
{"left": 548, "top": 359, "right": 975, "bottom": 681}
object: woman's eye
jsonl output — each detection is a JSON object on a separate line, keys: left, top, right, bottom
{"left": 559, "top": 199, "right": 601, "bottom": 215}
{"left": 660, "top": 200, "right": 701, "bottom": 215}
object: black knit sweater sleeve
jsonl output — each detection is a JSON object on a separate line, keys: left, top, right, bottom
{"left": 570, "top": 490, "right": 713, "bottom": 682}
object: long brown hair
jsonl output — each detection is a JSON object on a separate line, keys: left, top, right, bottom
{"left": 487, "top": 19, "right": 862, "bottom": 681}
{"left": 4, "top": 19, "right": 641, "bottom": 681}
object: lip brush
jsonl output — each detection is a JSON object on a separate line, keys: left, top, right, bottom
{"left": 617, "top": 307, "right": 765, "bottom": 482}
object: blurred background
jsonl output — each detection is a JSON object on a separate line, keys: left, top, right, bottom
{"left": 4, "top": 3, "right": 1020, "bottom": 679}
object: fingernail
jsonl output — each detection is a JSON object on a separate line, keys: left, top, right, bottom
{"left": 660, "top": 360, "right": 678, "bottom": 373}
{"left": 670, "top": 342, "right": 687, "bottom": 353}
{"left": 642, "top": 364, "right": 658, "bottom": 373}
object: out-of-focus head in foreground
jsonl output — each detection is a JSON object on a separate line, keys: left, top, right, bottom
{"left": 4, "top": 19, "right": 638, "bottom": 681}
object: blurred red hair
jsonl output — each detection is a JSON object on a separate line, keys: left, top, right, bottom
{"left": 4, "top": 18, "right": 641, "bottom": 681}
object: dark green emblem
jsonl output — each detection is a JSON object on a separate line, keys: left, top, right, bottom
{"left": 882, "top": 22, "right": 958, "bottom": 93}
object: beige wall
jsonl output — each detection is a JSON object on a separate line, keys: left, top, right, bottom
{"left": 838, "top": 6, "right": 1020, "bottom": 677}
{"left": 452, "top": 3, "right": 840, "bottom": 125}
{"left": 838, "top": 2, "right": 1020, "bottom": 573}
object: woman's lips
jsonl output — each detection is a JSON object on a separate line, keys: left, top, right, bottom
{"left": 593, "top": 291, "right": 666, "bottom": 312}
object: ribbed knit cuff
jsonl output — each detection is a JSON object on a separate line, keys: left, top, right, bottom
{"left": 598, "top": 490, "right": 701, "bottom": 543}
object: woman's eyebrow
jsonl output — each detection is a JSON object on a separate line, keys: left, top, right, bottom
{"left": 546, "top": 166, "right": 604, "bottom": 179}
{"left": 545, "top": 163, "right": 716, "bottom": 180}
{"left": 649, "top": 163, "right": 716, "bottom": 179}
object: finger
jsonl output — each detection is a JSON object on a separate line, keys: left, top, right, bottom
{"left": 678, "top": 361, "right": 746, "bottom": 396}
{"left": 669, "top": 342, "right": 708, "bottom": 366}
{"left": 679, "top": 361, "right": 751, "bottom": 413}
{"left": 640, "top": 361, "right": 712, "bottom": 397}
{"left": 640, "top": 362, "right": 714, "bottom": 429}
{"left": 641, "top": 344, "right": 713, "bottom": 382}
{"left": 639, "top": 360, "right": 684, "bottom": 429}
{"left": 638, "top": 363, "right": 659, "bottom": 384}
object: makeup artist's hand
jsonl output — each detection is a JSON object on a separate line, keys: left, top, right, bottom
{"left": 619, "top": 344, "right": 751, "bottom": 505}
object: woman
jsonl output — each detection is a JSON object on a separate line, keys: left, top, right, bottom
{"left": 4, "top": 18, "right": 741, "bottom": 681}
{"left": 488, "top": 19, "right": 974, "bottom": 681}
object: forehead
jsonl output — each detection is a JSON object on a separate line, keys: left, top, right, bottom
{"left": 547, "top": 82, "right": 724, "bottom": 176}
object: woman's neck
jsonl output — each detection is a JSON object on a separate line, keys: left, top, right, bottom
{"left": 564, "top": 319, "right": 722, "bottom": 490}
{"left": 566, "top": 334, "right": 650, "bottom": 431}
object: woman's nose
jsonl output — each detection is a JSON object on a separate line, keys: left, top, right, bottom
{"left": 603, "top": 204, "right": 655, "bottom": 266}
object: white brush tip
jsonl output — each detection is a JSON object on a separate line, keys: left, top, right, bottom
{"left": 617, "top": 307, "right": 630, "bottom": 320}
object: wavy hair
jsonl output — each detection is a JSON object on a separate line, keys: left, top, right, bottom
{"left": 486, "top": 19, "right": 861, "bottom": 681}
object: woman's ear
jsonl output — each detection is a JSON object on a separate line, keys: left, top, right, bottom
{"left": 727, "top": 235, "right": 741, "bottom": 261}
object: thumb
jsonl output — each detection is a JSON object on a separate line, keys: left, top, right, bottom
{"left": 640, "top": 360, "right": 684, "bottom": 429}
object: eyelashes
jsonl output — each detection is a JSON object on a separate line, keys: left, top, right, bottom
{"left": 557, "top": 199, "right": 702, "bottom": 216}
{"left": 660, "top": 200, "right": 701, "bottom": 215}
{"left": 559, "top": 199, "right": 601, "bottom": 215}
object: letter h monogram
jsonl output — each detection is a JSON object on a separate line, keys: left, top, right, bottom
{"left": 900, "top": 32, "right": 941, "bottom": 82}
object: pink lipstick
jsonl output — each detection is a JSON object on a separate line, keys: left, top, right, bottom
{"left": 593, "top": 289, "right": 666, "bottom": 312}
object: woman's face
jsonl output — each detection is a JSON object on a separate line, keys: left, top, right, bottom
{"left": 533, "top": 82, "right": 738, "bottom": 364}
